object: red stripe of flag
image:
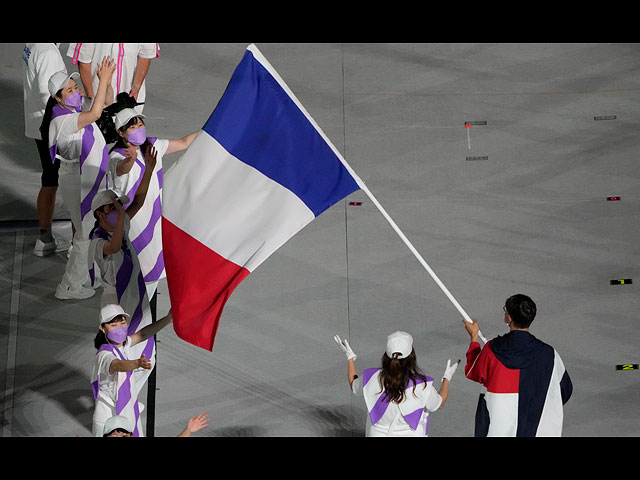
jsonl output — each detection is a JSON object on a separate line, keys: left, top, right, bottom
{"left": 162, "top": 217, "right": 250, "bottom": 351}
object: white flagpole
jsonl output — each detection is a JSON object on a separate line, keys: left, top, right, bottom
{"left": 247, "top": 43, "right": 488, "bottom": 344}
{"left": 357, "top": 183, "right": 488, "bottom": 345}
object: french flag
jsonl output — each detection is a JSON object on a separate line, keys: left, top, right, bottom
{"left": 162, "top": 44, "right": 363, "bottom": 351}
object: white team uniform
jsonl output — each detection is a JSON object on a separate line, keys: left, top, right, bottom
{"left": 352, "top": 368, "right": 442, "bottom": 437}
{"left": 66, "top": 43, "right": 159, "bottom": 112}
{"left": 22, "top": 43, "right": 66, "bottom": 139}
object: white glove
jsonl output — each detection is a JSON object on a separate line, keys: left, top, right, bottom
{"left": 334, "top": 335, "right": 357, "bottom": 361}
{"left": 442, "top": 359, "right": 460, "bottom": 382}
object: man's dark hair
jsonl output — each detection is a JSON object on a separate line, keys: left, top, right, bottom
{"left": 505, "top": 294, "right": 537, "bottom": 328}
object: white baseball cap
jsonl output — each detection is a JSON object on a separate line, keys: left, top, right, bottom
{"left": 48, "top": 70, "right": 79, "bottom": 97}
{"left": 91, "top": 189, "right": 130, "bottom": 214}
{"left": 114, "top": 107, "right": 145, "bottom": 130}
{"left": 103, "top": 415, "right": 132, "bottom": 435}
{"left": 386, "top": 331, "right": 414, "bottom": 359}
{"left": 99, "top": 304, "right": 130, "bottom": 326}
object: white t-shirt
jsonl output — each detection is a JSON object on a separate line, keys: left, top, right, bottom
{"left": 22, "top": 43, "right": 66, "bottom": 139}
{"left": 50, "top": 111, "right": 83, "bottom": 162}
{"left": 66, "top": 43, "right": 159, "bottom": 109}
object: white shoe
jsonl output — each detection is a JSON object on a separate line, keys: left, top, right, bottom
{"left": 34, "top": 237, "right": 71, "bottom": 257}
{"left": 55, "top": 283, "right": 95, "bottom": 300}
{"left": 55, "top": 237, "right": 71, "bottom": 253}
{"left": 34, "top": 238, "right": 57, "bottom": 257}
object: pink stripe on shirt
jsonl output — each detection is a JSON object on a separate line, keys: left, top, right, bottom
{"left": 71, "top": 43, "right": 83, "bottom": 65}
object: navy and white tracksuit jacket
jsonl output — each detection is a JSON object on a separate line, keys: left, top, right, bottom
{"left": 465, "top": 330, "right": 572, "bottom": 436}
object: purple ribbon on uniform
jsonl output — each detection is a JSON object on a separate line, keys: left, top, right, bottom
{"left": 363, "top": 368, "right": 432, "bottom": 432}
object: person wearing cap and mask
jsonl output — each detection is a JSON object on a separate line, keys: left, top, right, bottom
{"left": 22, "top": 43, "right": 71, "bottom": 257}
{"left": 105, "top": 108, "right": 198, "bottom": 299}
{"left": 335, "top": 331, "right": 459, "bottom": 437}
{"left": 39, "top": 57, "right": 115, "bottom": 300}
{"left": 91, "top": 303, "right": 172, "bottom": 437}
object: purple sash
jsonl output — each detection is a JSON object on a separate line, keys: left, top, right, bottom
{"left": 363, "top": 368, "right": 433, "bottom": 434}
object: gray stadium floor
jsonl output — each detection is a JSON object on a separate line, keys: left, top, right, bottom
{"left": 1, "top": 43, "right": 639, "bottom": 437}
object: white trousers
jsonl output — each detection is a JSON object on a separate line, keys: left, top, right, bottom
{"left": 57, "top": 160, "right": 90, "bottom": 289}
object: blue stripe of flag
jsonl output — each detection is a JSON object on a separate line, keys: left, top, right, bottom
{"left": 202, "top": 48, "right": 360, "bottom": 217}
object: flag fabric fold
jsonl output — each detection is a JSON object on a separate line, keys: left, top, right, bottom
{"left": 162, "top": 44, "right": 362, "bottom": 350}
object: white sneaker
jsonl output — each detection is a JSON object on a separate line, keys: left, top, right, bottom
{"left": 55, "top": 237, "right": 71, "bottom": 253}
{"left": 34, "top": 238, "right": 57, "bottom": 257}
{"left": 55, "top": 283, "right": 95, "bottom": 300}
{"left": 34, "top": 237, "right": 71, "bottom": 257}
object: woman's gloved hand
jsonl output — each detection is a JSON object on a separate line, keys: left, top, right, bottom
{"left": 442, "top": 358, "right": 460, "bottom": 382}
{"left": 334, "top": 335, "right": 357, "bottom": 361}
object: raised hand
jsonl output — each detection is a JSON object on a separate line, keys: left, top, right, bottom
{"left": 187, "top": 412, "right": 210, "bottom": 433}
{"left": 97, "top": 56, "right": 116, "bottom": 81}
{"left": 334, "top": 335, "right": 357, "bottom": 360}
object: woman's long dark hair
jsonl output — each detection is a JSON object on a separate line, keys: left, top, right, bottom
{"left": 379, "top": 349, "right": 429, "bottom": 403}
{"left": 94, "top": 328, "right": 109, "bottom": 350}
{"left": 39, "top": 93, "right": 61, "bottom": 147}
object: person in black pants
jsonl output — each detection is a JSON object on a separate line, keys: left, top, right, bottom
{"left": 22, "top": 43, "right": 70, "bottom": 256}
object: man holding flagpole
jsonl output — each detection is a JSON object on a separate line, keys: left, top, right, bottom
{"left": 463, "top": 294, "right": 572, "bottom": 436}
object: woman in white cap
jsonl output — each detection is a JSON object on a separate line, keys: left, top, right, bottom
{"left": 334, "top": 331, "right": 459, "bottom": 437}
{"left": 91, "top": 302, "right": 172, "bottom": 437}
{"left": 39, "top": 56, "right": 115, "bottom": 300}
{"left": 106, "top": 107, "right": 198, "bottom": 299}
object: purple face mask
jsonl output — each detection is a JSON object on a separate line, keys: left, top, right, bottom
{"left": 127, "top": 127, "right": 146, "bottom": 146}
{"left": 107, "top": 325, "right": 128, "bottom": 344}
{"left": 64, "top": 91, "right": 82, "bottom": 109}
{"left": 105, "top": 209, "right": 119, "bottom": 228}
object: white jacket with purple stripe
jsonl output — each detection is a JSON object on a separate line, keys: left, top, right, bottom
{"left": 352, "top": 368, "right": 442, "bottom": 437}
